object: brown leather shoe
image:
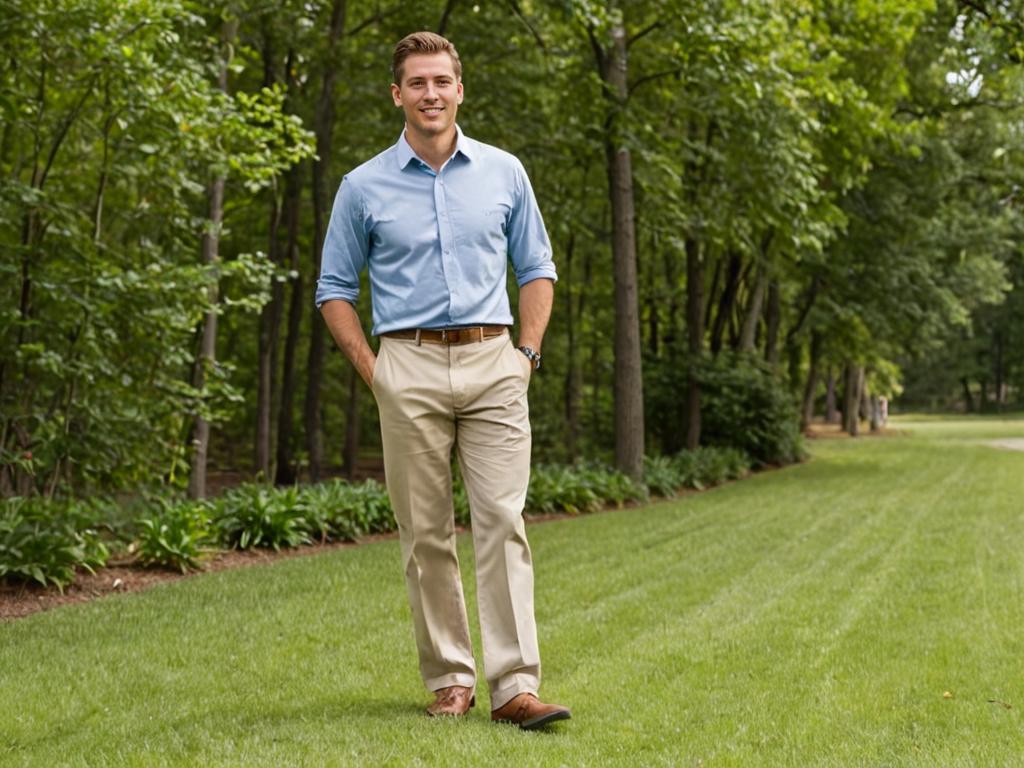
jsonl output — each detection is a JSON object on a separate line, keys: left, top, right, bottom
{"left": 491, "top": 693, "right": 571, "bottom": 730}
{"left": 426, "top": 685, "right": 476, "bottom": 717}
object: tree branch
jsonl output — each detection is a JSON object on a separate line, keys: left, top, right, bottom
{"left": 438, "top": 0, "right": 457, "bottom": 36}
{"left": 504, "top": 0, "right": 546, "bottom": 51}
{"left": 627, "top": 20, "right": 661, "bottom": 49}
{"left": 628, "top": 67, "right": 680, "bottom": 98}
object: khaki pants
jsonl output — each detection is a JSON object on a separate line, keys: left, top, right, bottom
{"left": 372, "top": 329, "right": 540, "bottom": 710}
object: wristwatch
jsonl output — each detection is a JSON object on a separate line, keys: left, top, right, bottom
{"left": 517, "top": 346, "right": 542, "bottom": 370}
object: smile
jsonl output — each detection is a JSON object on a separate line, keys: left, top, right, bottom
{"left": 420, "top": 107, "right": 444, "bottom": 113}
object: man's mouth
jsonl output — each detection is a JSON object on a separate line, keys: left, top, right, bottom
{"left": 420, "top": 106, "right": 444, "bottom": 114}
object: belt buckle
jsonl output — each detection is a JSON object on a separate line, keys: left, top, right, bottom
{"left": 440, "top": 329, "right": 449, "bottom": 344}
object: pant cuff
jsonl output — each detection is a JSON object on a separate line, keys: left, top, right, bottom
{"left": 489, "top": 674, "right": 540, "bottom": 710}
{"left": 425, "top": 672, "right": 476, "bottom": 693}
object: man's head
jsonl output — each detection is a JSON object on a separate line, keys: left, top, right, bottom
{"left": 391, "top": 32, "right": 464, "bottom": 142}
{"left": 391, "top": 31, "right": 462, "bottom": 86}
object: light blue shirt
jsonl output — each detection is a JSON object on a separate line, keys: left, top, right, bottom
{"left": 315, "top": 126, "right": 557, "bottom": 335}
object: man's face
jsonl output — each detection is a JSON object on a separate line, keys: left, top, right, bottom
{"left": 391, "top": 52, "right": 463, "bottom": 140}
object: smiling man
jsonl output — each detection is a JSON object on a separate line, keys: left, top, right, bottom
{"left": 315, "top": 32, "right": 569, "bottom": 730}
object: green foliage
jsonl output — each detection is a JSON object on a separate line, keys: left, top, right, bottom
{"left": 301, "top": 479, "right": 393, "bottom": 542}
{"left": 0, "top": 0, "right": 313, "bottom": 499}
{"left": 700, "top": 354, "right": 806, "bottom": 466}
{"left": 526, "top": 464, "right": 648, "bottom": 516}
{"left": 0, "top": 498, "right": 111, "bottom": 590}
{"left": 135, "top": 499, "right": 212, "bottom": 573}
{"left": 644, "top": 447, "right": 751, "bottom": 497}
{"left": 211, "top": 485, "right": 310, "bottom": 551}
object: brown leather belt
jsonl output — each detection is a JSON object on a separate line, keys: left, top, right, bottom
{"left": 382, "top": 326, "right": 508, "bottom": 345}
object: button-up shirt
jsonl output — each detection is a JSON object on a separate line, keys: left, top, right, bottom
{"left": 315, "top": 126, "right": 557, "bottom": 335}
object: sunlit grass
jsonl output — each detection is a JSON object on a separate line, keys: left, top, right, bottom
{"left": 3, "top": 416, "right": 1023, "bottom": 766}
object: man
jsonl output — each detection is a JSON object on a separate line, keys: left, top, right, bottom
{"left": 315, "top": 31, "right": 570, "bottom": 730}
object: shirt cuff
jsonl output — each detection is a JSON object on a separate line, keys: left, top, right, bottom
{"left": 314, "top": 281, "right": 359, "bottom": 309}
{"left": 515, "top": 265, "right": 558, "bottom": 287}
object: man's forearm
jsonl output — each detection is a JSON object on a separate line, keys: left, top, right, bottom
{"left": 320, "top": 300, "right": 376, "bottom": 387}
{"left": 517, "top": 278, "right": 554, "bottom": 351}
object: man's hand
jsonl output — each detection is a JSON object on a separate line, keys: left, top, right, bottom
{"left": 517, "top": 278, "right": 554, "bottom": 354}
{"left": 320, "top": 300, "right": 376, "bottom": 387}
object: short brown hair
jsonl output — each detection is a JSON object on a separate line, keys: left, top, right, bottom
{"left": 391, "top": 31, "right": 462, "bottom": 85}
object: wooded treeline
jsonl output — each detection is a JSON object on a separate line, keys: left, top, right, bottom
{"left": 2, "top": 0, "right": 1022, "bottom": 499}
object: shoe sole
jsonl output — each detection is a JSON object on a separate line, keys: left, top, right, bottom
{"left": 495, "top": 709, "right": 572, "bottom": 730}
{"left": 426, "top": 695, "right": 476, "bottom": 717}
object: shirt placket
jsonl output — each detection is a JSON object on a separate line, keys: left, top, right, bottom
{"left": 434, "top": 169, "right": 459, "bottom": 324}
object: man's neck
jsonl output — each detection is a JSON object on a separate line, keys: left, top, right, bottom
{"left": 405, "top": 125, "right": 458, "bottom": 173}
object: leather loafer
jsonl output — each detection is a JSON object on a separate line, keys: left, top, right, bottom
{"left": 491, "top": 692, "right": 571, "bottom": 730}
{"left": 426, "top": 685, "right": 476, "bottom": 717}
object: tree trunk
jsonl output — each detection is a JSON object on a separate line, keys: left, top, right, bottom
{"left": 961, "top": 377, "right": 975, "bottom": 413}
{"left": 994, "top": 330, "right": 1004, "bottom": 408}
{"left": 858, "top": 370, "right": 869, "bottom": 422}
{"left": 342, "top": 367, "right": 360, "bottom": 479}
{"left": 564, "top": 231, "right": 581, "bottom": 463}
{"left": 305, "top": 0, "right": 347, "bottom": 482}
{"left": 189, "top": 19, "right": 237, "bottom": 500}
{"left": 869, "top": 395, "right": 882, "bottom": 432}
{"left": 603, "top": 24, "right": 644, "bottom": 479}
{"left": 800, "top": 331, "right": 821, "bottom": 431}
{"left": 825, "top": 366, "right": 838, "bottom": 424}
{"left": 709, "top": 251, "right": 742, "bottom": 356}
{"left": 685, "top": 236, "right": 703, "bottom": 450}
{"left": 255, "top": 39, "right": 288, "bottom": 480}
{"left": 739, "top": 265, "right": 767, "bottom": 353}
{"left": 764, "top": 280, "right": 781, "bottom": 365}
{"left": 275, "top": 162, "right": 305, "bottom": 485}
{"left": 257, "top": 186, "right": 285, "bottom": 480}
{"left": 844, "top": 364, "right": 862, "bottom": 437}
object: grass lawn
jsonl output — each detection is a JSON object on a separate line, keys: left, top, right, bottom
{"left": 2, "top": 416, "right": 1023, "bottom": 766}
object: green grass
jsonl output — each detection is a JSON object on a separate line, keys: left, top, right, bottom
{"left": 2, "top": 416, "right": 1023, "bottom": 766}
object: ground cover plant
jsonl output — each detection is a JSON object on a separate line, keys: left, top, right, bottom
{"left": 1, "top": 448, "right": 749, "bottom": 588}
{"left": 2, "top": 416, "right": 1021, "bottom": 766}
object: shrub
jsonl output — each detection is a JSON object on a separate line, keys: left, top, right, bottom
{"left": 526, "top": 464, "right": 647, "bottom": 515}
{"left": 699, "top": 353, "right": 806, "bottom": 466}
{"left": 642, "top": 455, "right": 680, "bottom": 497}
{"left": 645, "top": 447, "right": 752, "bottom": 495}
{"left": 302, "top": 479, "right": 394, "bottom": 541}
{"left": 212, "top": 485, "right": 311, "bottom": 550}
{"left": 0, "top": 497, "right": 111, "bottom": 591}
{"left": 135, "top": 499, "right": 213, "bottom": 573}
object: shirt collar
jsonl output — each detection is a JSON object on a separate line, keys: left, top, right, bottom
{"left": 396, "top": 124, "right": 474, "bottom": 170}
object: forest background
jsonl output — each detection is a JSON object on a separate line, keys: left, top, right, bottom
{"left": 2, "top": 0, "right": 1023, "bottom": 504}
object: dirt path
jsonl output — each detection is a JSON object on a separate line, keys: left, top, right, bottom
{"left": 987, "top": 438, "right": 1024, "bottom": 452}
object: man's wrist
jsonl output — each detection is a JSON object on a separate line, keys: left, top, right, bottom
{"left": 517, "top": 345, "right": 542, "bottom": 370}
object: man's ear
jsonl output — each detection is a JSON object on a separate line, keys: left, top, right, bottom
{"left": 457, "top": 81, "right": 464, "bottom": 104}
{"left": 391, "top": 82, "right": 402, "bottom": 107}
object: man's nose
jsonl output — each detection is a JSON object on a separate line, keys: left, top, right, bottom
{"left": 424, "top": 83, "right": 438, "bottom": 99}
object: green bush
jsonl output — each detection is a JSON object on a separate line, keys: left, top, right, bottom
{"left": 135, "top": 499, "right": 213, "bottom": 573}
{"left": 699, "top": 353, "right": 806, "bottom": 466}
{"left": 0, "top": 497, "right": 111, "bottom": 590}
{"left": 644, "top": 447, "right": 752, "bottom": 495}
{"left": 302, "top": 479, "right": 394, "bottom": 541}
{"left": 526, "top": 464, "right": 647, "bottom": 515}
{"left": 212, "top": 485, "right": 311, "bottom": 550}
{"left": 642, "top": 455, "right": 681, "bottom": 497}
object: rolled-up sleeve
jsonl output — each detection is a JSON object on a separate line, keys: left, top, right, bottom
{"left": 315, "top": 176, "right": 368, "bottom": 308}
{"left": 507, "top": 160, "right": 558, "bottom": 286}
